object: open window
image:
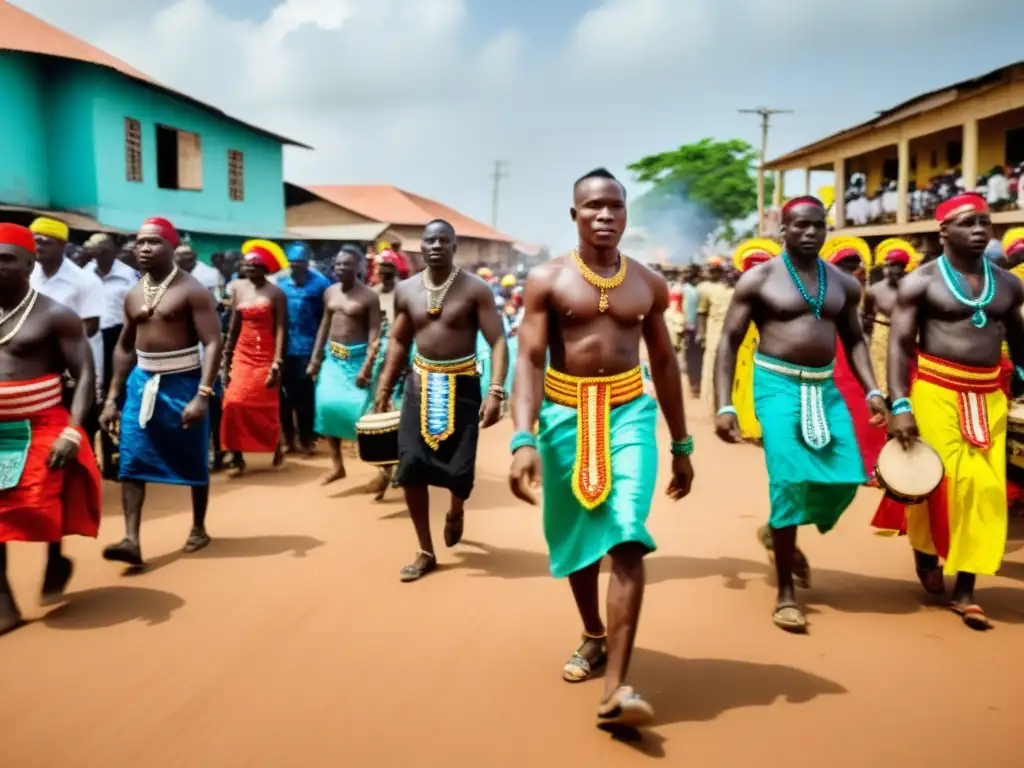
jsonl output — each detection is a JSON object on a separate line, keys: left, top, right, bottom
{"left": 156, "top": 124, "right": 203, "bottom": 190}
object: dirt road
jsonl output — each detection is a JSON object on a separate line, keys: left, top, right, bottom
{"left": 2, "top": 398, "right": 1023, "bottom": 767}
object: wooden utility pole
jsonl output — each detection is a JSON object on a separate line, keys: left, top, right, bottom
{"left": 490, "top": 160, "right": 508, "bottom": 229}
{"left": 739, "top": 107, "right": 792, "bottom": 235}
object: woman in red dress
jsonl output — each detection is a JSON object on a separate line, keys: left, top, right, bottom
{"left": 821, "top": 237, "right": 887, "bottom": 483}
{"left": 221, "top": 240, "right": 288, "bottom": 475}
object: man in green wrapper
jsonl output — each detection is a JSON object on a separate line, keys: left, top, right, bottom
{"left": 714, "top": 196, "right": 887, "bottom": 634}
{"left": 509, "top": 169, "right": 694, "bottom": 731}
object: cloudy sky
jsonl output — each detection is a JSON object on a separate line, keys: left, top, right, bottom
{"left": 13, "top": 0, "right": 1024, "bottom": 250}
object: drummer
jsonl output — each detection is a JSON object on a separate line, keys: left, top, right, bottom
{"left": 885, "top": 194, "right": 1024, "bottom": 630}
{"left": 863, "top": 239, "right": 918, "bottom": 395}
{"left": 372, "top": 220, "right": 507, "bottom": 582}
{"left": 308, "top": 247, "right": 386, "bottom": 492}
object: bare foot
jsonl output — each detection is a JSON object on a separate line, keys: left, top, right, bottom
{"left": 321, "top": 466, "right": 346, "bottom": 485}
{"left": 0, "top": 593, "right": 25, "bottom": 636}
{"left": 371, "top": 469, "right": 390, "bottom": 501}
{"left": 40, "top": 555, "right": 74, "bottom": 606}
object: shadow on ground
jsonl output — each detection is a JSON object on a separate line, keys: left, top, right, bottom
{"left": 42, "top": 586, "right": 185, "bottom": 630}
{"left": 122, "top": 534, "right": 326, "bottom": 576}
{"left": 587, "top": 649, "right": 847, "bottom": 759}
{"left": 442, "top": 543, "right": 1024, "bottom": 623}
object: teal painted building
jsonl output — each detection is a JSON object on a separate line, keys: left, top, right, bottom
{"left": 0, "top": 5, "right": 308, "bottom": 262}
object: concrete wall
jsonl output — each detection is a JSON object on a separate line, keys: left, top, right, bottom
{"left": 0, "top": 53, "right": 287, "bottom": 238}
{"left": 0, "top": 52, "right": 50, "bottom": 206}
{"left": 85, "top": 65, "right": 286, "bottom": 235}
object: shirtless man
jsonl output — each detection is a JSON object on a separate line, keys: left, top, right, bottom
{"left": 863, "top": 239, "right": 915, "bottom": 395}
{"left": 888, "top": 194, "right": 1024, "bottom": 630}
{"left": 0, "top": 224, "right": 102, "bottom": 633}
{"left": 508, "top": 169, "right": 693, "bottom": 729}
{"left": 309, "top": 246, "right": 383, "bottom": 488}
{"left": 374, "top": 219, "right": 507, "bottom": 581}
{"left": 100, "top": 218, "right": 223, "bottom": 566}
{"left": 715, "top": 197, "right": 886, "bottom": 633}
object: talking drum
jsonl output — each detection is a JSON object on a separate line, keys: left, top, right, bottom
{"left": 355, "top": 411, "right": 400, "bottom": 466}
{"left": 875, "top": 437, "right": 943, "bottom": 504}
{"left": 1006, "top": 402, "right": 1024, "bottom": 485}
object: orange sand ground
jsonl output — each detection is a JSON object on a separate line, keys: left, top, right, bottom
{"left": 2, "top": 397, "right": 1024, "bottom": 767}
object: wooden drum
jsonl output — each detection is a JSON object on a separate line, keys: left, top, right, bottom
{"left": 875, "top": 437, "right": 943, "bottom": 505}
{"left": 1006, "top": 401, "right": 1024, "bottom": 484}
{"left": 355, "top": 411, "right": 401, "bottom": 467}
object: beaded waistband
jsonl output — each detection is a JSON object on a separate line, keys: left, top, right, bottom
{"left": 544, "top": 367, "right": 644, "bottom": 409}
{"left": 329, "top": 341, "right": 367, "bottom": 360}
{"left": 0, "top": 375, "right": 63, "bottom": 417}
{"left": 916, "top": 353, "right": 1002, "bottom": 394}
{"left": 754, "top": 352, "right": 834, "bottom": 381}
{"left": 137, "top": 346, "right": 202, "bottom": 374}
{"left": 412, "top": 353, "right": 478, "bottom": 376}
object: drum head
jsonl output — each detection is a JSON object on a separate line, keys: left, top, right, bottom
{"left": 876, "top": 438, "right": 943, "bottom": 498}
{"left": 1009, "top": 401, "right": 1024, "bottom": 427}
{"left": 357, "top": 411, "right": 400, "bottom": 429}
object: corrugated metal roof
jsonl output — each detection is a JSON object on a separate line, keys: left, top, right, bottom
{"left": 0, "top": 1, "right": 311, "bottom": 149}
{"left": 302, "top": 185, "right": 516, "bottom": 243}
{"left": 0, "top": 204, "right": 130, "bottom": 233}
{"left": 766, "top": 60, "right": 1024, "bottom": 169}
{"left": 286, "top": 223, "right": 393, "bottom": 242}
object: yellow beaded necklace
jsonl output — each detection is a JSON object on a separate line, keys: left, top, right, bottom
{"left": 572, "top": 249, "right": 627, "bottom": 312}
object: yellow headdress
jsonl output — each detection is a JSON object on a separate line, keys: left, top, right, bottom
{"left": 477, "top": 267, "right": 493, "bottom": 278}
{"left": 874, "top": 238, "right": 921, "bottom": 272}
{"left": 29, "top": 216, "right": 69, "bottom": 242}
{"left": 241, "top": 239, "right": 288, "bottom": 274}
{"left": 1002, "top": 227, "right": 1024, "bottom": 263}
{"left": 377, "top": 241, "right": 392, "bottom": 254}
{"left": 500, "top": 273, "right": 517, "bottom": 288}
{"left": 821, "top": 236, "right": 870, "bottom": 268}
{"left": 731, "top": 238, "right": 781, "bottom": 273}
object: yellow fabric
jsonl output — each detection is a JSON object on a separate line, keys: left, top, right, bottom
{"left": 698, "top": 281, "right": 734, "bottom": 414}
{"left": 870, "top": 318, "right": 889, "bottom": 395}
{"left": 906, "top": 374, "right": 1007, "bottom": 576}
{"left": 500, "top": 274, "right": 516, "bottom": 288}
{"left": 29, "top": 217, "right": 69, "bottom": 242}
{"left": 732, "top": 324, "right": 760, "bottom": 440}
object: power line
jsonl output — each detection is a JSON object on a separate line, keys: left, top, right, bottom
{"left": 738, "top": 107, "right": 793, "bottom": 236}
{"left": 490, "top": 160, "right": 508, "bottom": 229}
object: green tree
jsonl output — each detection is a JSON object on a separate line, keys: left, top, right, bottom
{"left": 627, "top": 138, "right": 773, "bottom": 251}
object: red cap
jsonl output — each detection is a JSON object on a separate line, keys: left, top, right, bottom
{"left": 827, "top": 247, "right": 859, "bottom": 265}
{"left": 0, "top": 223, "right": 37, "bottom": 254}
{"left": 243, "top": 246, "right": 281, "bottom": 274}
{"left": 884, "top": 249, "right": 910, "bottom": 265}
{"left": 139, "top": 217, "right": 180, "bottom": 247}
{"left": 935, "top": 193, "right": 988, "bottom": 223}
{"left": 781, "top": 196, "right": 825, "bottom": 218}
{"left": 741, "top": 251, "right": 772, "bottom": 271}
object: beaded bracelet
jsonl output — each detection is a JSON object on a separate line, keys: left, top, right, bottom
{"left": 890, "top": 397, "right": 912, "bottom": 416}
{"left": 510, "top": 431, "right": 537, "bottom": 454}
{"left": 198, "top": 385, "right": 215, "bottom": 398}
{"left": 60, "top": 426, "right": 82, "bottom": 445}
{"left": 865, "top": 389, "right": 883, "bottom": 402}
{"left": 671, "top": 436, "right": 694, "bottom": 457}
{"left": 717, "top": 405, "right": 738, "bottom": 417}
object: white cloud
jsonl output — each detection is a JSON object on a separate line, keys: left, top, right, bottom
{"left": 10, "top": 0, "right": 1024, "bottom": 254}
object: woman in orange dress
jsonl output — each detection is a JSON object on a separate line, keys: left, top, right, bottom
{"left": 221, "top": 240, "right": 288, "bottom": 475}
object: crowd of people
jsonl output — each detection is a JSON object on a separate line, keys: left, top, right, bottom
{"left": 842, "top": 163, "right": 1024, "bottom": 227}
{"left": 3, "top": 173, "right": 1024, "bottom": 734}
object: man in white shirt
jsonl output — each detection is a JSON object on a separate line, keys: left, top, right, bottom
{"left": 84, "top": 233, "right": 138, "bottom": 478}
{"left": 29, "top": 217, "right": 104, "bottom": 455}
{"left": 174, "top": 244, "right": 221, "bottom": 299}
